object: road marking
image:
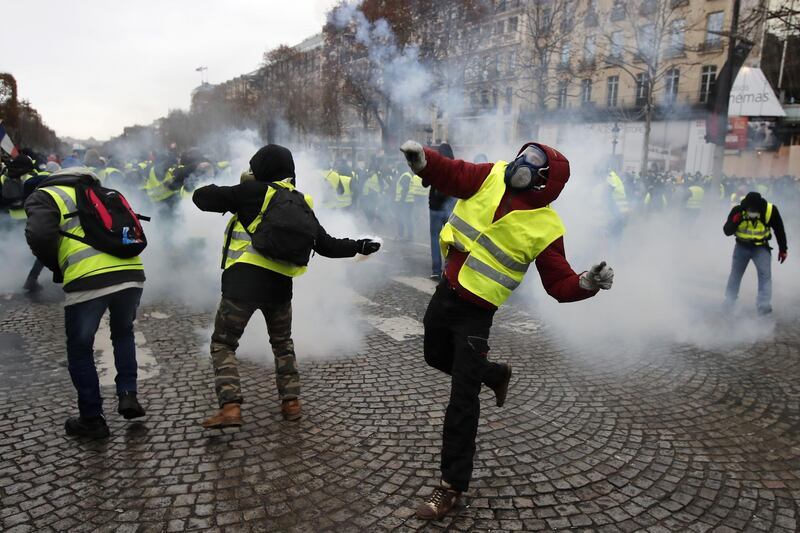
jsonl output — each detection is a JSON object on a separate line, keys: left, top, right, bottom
{"left": 363, "top": 315, "right": 423, "bottom": 341}
{"left": 95, "top": 316, "right": 159, "bottom": 386}
{"left": 392, "top": 276, "right": 436, "bottom": 295}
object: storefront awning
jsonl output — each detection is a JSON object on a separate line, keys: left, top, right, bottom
{"left": 729, "top": 67, "right": 786, "bottom": 117}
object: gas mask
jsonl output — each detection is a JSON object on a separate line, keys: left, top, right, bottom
{"left": 746, "top": 210, "right": 760, "bottom": 220}
{"left": 504, "top": 145, "right": 549, "bottom": 191}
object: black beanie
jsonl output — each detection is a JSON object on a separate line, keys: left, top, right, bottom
{"left": 8, "top": 154, "right": 35, "bottom": 177}
{"left": 437, "top": 143, "right": 454, "bottom": 159}
{"left": 742, "top": 191, "right": 766, "bottom": 211}
{"left": 249, "top": 144, "right": 295, "bottom": 182}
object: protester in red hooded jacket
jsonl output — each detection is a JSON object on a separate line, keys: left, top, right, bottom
{"left": 399, "top": 140, "right": 614, "bottom": 520}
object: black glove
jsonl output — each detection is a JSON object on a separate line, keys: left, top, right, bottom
{"left": 358, "top": 239, "right": 381, "bottom": 255}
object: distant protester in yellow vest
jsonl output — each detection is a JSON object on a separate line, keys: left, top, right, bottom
{"left": 400, "top": 140, "right": 614, "bottom": 520}
{"left": 723, "top": 191, "right": 788, "bottom": 315}
{"left": 24, "top": 168, "right": 148, "bottom": 440}
{"left": 192, "top": 144, "right": 381, "bottom": 429}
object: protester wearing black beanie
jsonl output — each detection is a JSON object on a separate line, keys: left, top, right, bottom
{"left": 249, "top": 144, "right": 296, "bottom": 182}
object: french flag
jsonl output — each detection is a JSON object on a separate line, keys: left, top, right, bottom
{"left": 0, "top": 120, "right": 19, "bottom": 158}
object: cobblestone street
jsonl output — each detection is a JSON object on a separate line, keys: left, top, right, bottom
{"left": 1, "top": 243, "right": 799, "bottom": 533}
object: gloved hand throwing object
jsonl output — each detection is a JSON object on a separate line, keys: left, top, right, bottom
{"left": 358, "top": 239, "right": 381, "bottom": 255}
{"left": 400, "top": 140, "right": 427, "bottom": 173}
{"left": 579, "top": 261, "right": 614, "bottom": 291}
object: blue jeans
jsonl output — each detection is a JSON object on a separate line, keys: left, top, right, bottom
{"left": 725, "top": 242, "right": 772, "bottom": 313}
{"left": 64, "top": 287, "right": 143, "bottom": 417}
{"left": 430, "top": 202, "right": 455, "bottom": 275}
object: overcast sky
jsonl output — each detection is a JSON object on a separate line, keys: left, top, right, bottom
{"left": 1, "top": 0, "right": 338, "bottom": 141}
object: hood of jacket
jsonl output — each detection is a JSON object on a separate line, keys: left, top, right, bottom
{"left": 507, "top": 142, "right": 570, "bottom": 207}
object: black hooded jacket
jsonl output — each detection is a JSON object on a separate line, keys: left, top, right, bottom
{"left": 723, "top": 192, "right": 787, "bottom": 252}
{"left": 193, "top": 180, "right": 361, "bottom": 303}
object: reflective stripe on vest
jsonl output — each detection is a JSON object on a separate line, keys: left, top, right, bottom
{"left": 735, "top": 203, "right": 773, "bottom": 244}
{"left": 222, "top": 181, "right": 312, "bottom": 277}
{"left": 439, "top": 161, "right": 565, "bottom": 307}
{"left": 40, "top": 185, "right": 143, "bottom": 287}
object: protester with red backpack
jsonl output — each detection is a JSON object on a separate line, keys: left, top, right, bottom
{"left": 24, "top": 167, "right": 150, "bottom": 439}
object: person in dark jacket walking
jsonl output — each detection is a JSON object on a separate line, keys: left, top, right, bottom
{"left": 24, "top": 168, "right": 147, "bottom": 439}
{"left": 193, "top": 144, "right": 381, "bottom": 428}
{"left": 723, "top": 191, "right": 788, "bottom": 314}
{"left": 428, "top": 143, "right": 457, "bottom": 280}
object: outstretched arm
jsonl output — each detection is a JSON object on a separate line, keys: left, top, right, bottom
{"left": 417, "top": 148, "right": 495, "bottom": 199}
{"left": 535, "top": 237, "right": 598, "bottom": 303}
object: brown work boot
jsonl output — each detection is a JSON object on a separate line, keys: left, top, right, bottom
{"left": 491, "top": 364, "right": 512, "bottom": 407}
{"left": 201, "top": 403, "right": 242, "bottom": 429}
{"left": 281, "top": 399, "right": 302, "bottom": 421}
{"left": 415, "top": 482, "right": 462, "bottom": 520}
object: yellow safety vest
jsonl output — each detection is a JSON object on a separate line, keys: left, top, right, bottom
{"left": 396, "top": 172, "right": 426, "bottom": 202}
{"left": 222, "top": 180, "right": 314, "bottom": 277}
{"left": 40, "top": 185, "right": 144, "bottom": 287}
{"left": 146, "top": 166, "right": 177, "bottom": 202}
{"left": 362, "top": 173, "right": 382, "bottom": 196}
{"left": 323, "top": 170, "right": 352, "bottom": 208}
{"left": 735, "top": 203, "right": 773, "bottom": 245}
{"left": 606, "top": 171, "right": 629, "bottom": 214}
{"left": 439, "top": 161, "right": 565, "bottom": 307}
{"left": 687, "top": 186, "right": 704, "bottom": 210}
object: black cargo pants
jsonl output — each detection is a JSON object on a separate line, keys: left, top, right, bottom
{"left": 423, "top": 281, "right": 506, "bottom": 492}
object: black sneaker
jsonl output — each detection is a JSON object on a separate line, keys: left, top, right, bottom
{"left": 491, "top": 364, "right": 512, "bottom": 407}
{"left": 65, "top": 415, "right": 110, "bottom": 439}
{"left": 118, "top": 392, "right": 145, "bottom": 419}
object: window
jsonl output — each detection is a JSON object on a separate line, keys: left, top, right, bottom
{"left": 496, "top": 0, "right": 507, "bottom": 12}
{"left": 496, "top": 20, "right": 505, "bottom": 34}
{"left": 699, "top": 65, "right": 717, "bottom": 103}
{"left": 637, "top": 24, "right": 655, "bottom": 60}
{"left": 610, "top": 31, "right": 624, "bottom": 58}
{"left": 664, "top": 68, "right": 680, "bottom": 104}
{"left": 584, "top": 35, "right": 596, "bottom": 62}
{"left": 581, "top": 79, "right": 593, "bottom": 104}
{"left": 508, "top": 16, "right": 519, "bottom": 33}
{"left": 636, "top": 73, "right": 650, "bottom": 106}
{"left": 537, "top": 8, "right": 552, "bottom": 32}
{"left": 557, "top": 81, "right": 569, "bottom": 108}
{"left": 560, "top": 42, "right": 571, "bottom": 65}
{"left": 504, "top": 86, "right": 513, "bottom": 114}
{"left": 507, "top": 49, "right": 517, "bottom": 73}
{"left": 607, "top": 75, "right": 619, "bottom": 107}
{"left": 669, "top": 19, "right": 686, "bottom": 55}
{"left": 705, "top": 12, "right": 724, "bottom": 46}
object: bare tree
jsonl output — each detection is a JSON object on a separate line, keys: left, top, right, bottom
{"left": 515, "top": 0, "right": 586, "bottom": 114}
{"left": 599, "top": 0, "right": 703, "bottom": 177}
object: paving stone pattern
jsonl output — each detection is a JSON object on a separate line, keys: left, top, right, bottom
{"left": 1, "top": 248, "right": 799, "bottom": 532}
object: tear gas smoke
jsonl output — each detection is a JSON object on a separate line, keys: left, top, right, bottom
{"left": 505, "top": 127, "right": 800, "bottom": 360}
{"left": 129, "top": 130, "right": 381, "bottom": 361}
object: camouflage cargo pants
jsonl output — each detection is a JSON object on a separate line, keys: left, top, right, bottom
{"left": 210, "top": 296, "right": 299, "bottom": 407}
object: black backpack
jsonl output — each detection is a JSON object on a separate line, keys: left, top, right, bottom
{"left": 247, "top": 183, "right": 318, "bottom": 267}
{"left": 61, "top": 180, "right": 150, "bottom": 259}
{"left": 1, "top": 175, "right": 24, "bottom": 204}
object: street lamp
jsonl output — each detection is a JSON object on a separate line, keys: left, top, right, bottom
{"left": 611, "top": 122, "right": 620, "bottom": 157}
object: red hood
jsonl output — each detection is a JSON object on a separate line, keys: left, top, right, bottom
{"left": 510, "top": 142, "right": 570, "bottom": 207}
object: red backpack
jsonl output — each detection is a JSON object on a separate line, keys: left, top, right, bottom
{"left": 61, "top": 180, "right": 150, "bottom": 258}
